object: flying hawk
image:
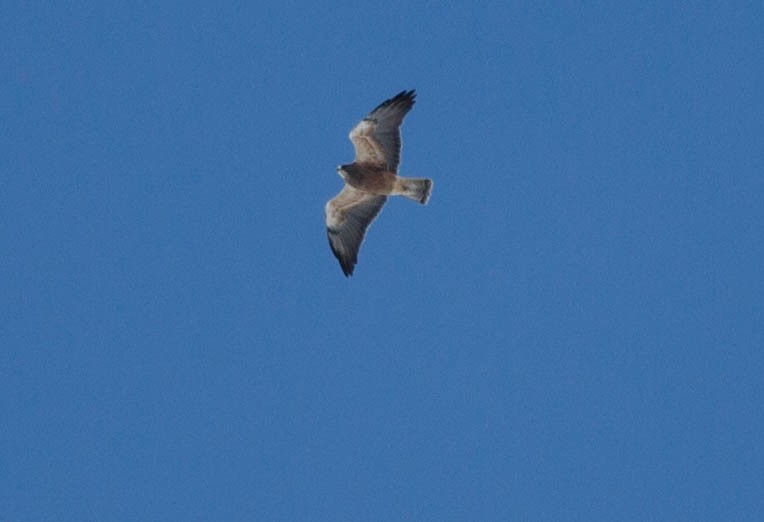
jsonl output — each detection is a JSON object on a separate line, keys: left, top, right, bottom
{"left": 325, "top": 90, "right": 433, "bottom": 276}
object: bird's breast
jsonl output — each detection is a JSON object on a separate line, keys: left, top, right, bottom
{"left": 346, "top": 168, "right": 397, "bottom": 195}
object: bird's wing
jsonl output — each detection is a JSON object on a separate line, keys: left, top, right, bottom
{"left": 348, "top": 90, "right": 416, "bottom": 173}
{"left": 325, "top": 185, "right": 387, "bottom": 276}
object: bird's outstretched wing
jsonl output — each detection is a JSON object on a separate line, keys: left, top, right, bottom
{"left": 349, "top": 90, "right": 416, "bottom": 173}
{"left": 325, "top": 185, "right": 387, "bottom": 276}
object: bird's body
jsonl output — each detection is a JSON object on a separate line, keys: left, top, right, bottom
{"left": 337, "top": 162, "right": 431, "bottom": 202}
{"left": 325, "top": 90, "right": 433, "bottom": 276}
{"left": 338, "top": 162, "right": 396, "bottom": 195}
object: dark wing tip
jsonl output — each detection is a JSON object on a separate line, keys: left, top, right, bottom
{"left": 338, "top": 254, "right": 355, "bottom": 276}
{"left": 390, "top": 89, "right": 416, "bottom": 108}
{"left": 327, "top": 229, "right": 356, "bottom": 276}
{"left": 370, "top": 89, "right": 417, "bottom": 114}
{"left": 397, "top": 89, "right": 416, "bottom": 97}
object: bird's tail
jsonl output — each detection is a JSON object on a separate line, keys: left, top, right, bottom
{"left": 395, "top": 177, "right": 433, "bottom": 205}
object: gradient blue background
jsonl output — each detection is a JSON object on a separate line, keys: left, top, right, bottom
{"left": 3, "top": 2, "right": 763, "bottom": 520}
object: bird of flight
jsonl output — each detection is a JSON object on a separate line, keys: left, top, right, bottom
{"left": 325, "top": 90, "right": 433, "bottom": 276}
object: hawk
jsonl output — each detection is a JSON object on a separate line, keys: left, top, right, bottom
{"left": 325, "top": 90, "right": 433, "bottom": 276}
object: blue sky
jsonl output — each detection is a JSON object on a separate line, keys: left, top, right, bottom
{"left": 2, "top": 2, "right": 763, "bottom": 520}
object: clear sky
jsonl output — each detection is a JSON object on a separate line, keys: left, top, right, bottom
{"left": 2, "top": 2, "right": 763, "bottom": 521}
